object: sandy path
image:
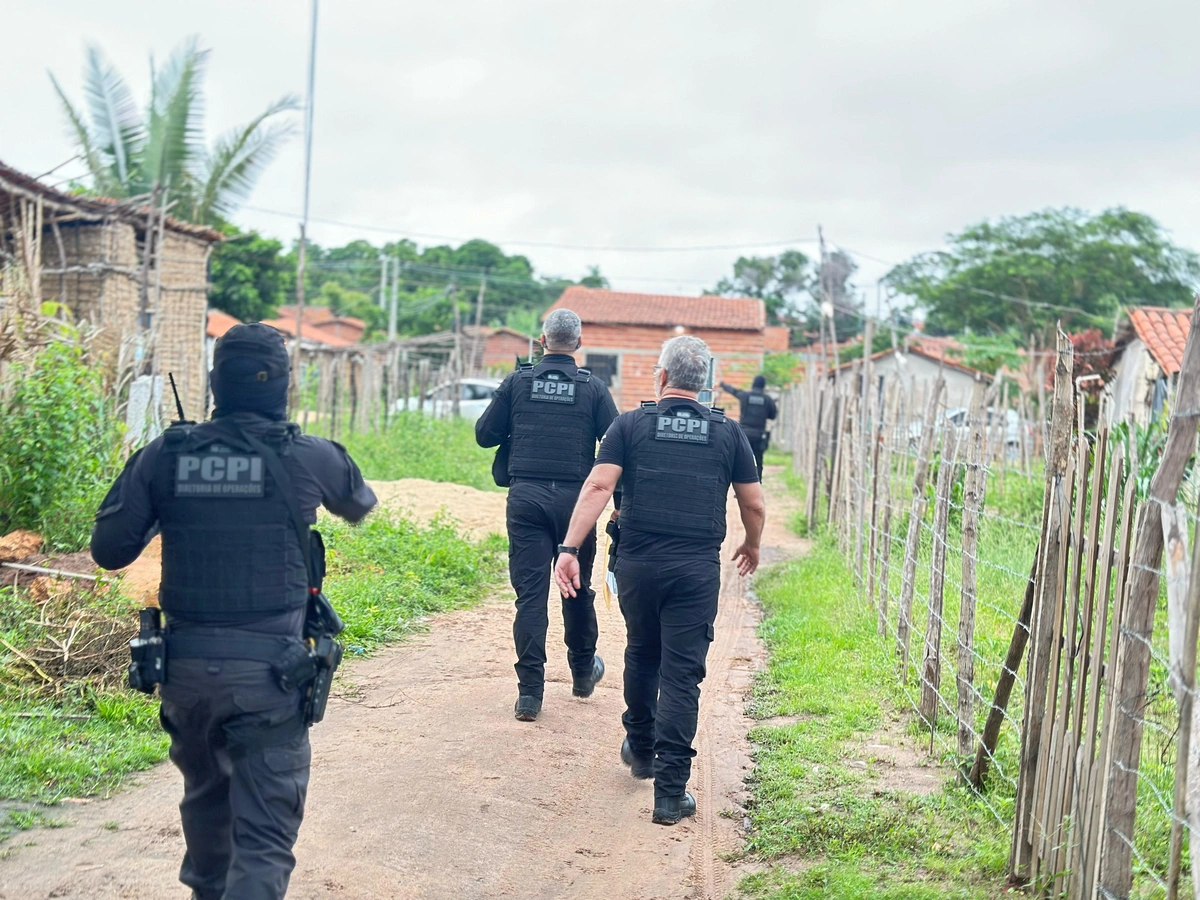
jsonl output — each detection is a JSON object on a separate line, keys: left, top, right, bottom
{"left": 0, "top": 469, "right": 804, "bottom": 900}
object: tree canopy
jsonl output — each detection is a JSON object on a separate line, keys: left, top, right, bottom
{"left": 209, "top": 230, "right": 607, "bottom": 340}
{"left": 708, "top": 248, "right": 861, "bottom": 341}
{"left": 885, "top": 207, "right": 1200, "bottom": 336}
{"left": 51, "top": 38, "right": 297, "bottom": 224}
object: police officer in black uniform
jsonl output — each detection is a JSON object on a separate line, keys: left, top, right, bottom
{"left": 475, "top": 308, "right": 619, "bottom": 722}
{"left": 554, "top": 335, "right": 765, "bottom": 825}
{"left": 719, "top": 374, "right": 777, "bottom": 481}
{"left": 91, "top": 324, "right": 377, "bottom": 900}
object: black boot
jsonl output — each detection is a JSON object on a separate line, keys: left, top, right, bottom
{"left": 514, "top": 695, "right": 542, "bottom": 722}
{"left": 652, "top": 792, "right": 697, "bottom": 826}
{"left": 572, "top": 654, "right": 605, "bottom": 698}
{"left": 620, "top": 737, "right": 653, "bottom": 780}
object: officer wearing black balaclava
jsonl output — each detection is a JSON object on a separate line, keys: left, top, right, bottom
{"left": 554, "top": 335, "right": 766, "bottom": 825}
{"left": 719, "top": 374, "right": 777, "bottom": 481}
{"left": 91, "top": 323, "right": 376, "bottom": 900}
{"left": 475, "top": 308, "right": 619, "bottom": 722}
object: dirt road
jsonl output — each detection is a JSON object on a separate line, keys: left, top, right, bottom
{"left": 0, "top": 470, "right": 805, "bottom": 900}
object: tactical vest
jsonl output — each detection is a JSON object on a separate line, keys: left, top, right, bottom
{"left": 739, "top": 390, "right": 769, "bottom": 431}
{"left": 150, "top": 419, "right": 309, "bottom": 622}
{"left": 507, "top": 362, "right": 598, "bottom": 482}
{"left": 621, "top": 402, "right": 729, "bottom": 541}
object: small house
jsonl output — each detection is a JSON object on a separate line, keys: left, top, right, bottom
{"left": 0, "top": 158, "right": 222, "bottom": 423}
{"left": 463, "top": 325, "right": 536, "bottom": 374}
{"left": 261, "top": 305, "right": 366, "bottom": 348}
{"left": 544, "top": 286, "right": 776, "bottom": 413}
{"left": 829, "top": 346, "right": 990, "bottom": 410}
{"left": 1106, "top": 306, "right": 1191, "bottom": 425}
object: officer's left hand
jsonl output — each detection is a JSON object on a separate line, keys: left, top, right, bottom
{"left": 732, "top": 542, "right": 759, "bottom": 577}
{"left": 555, "top": 553, "right": 581, "bottom": 598}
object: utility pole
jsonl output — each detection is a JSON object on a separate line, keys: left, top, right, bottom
{"left": 471, "top": 272, "right": 487, "bottom": 375}
{"left": 378, "top": 254, "right": 389, "bottom": 309}
{"left": 818, "top": 225, "right": 840, "bottom": 388}
{"left": 291, "top": 0, "right": 319, "bottom": 410}
{"left": 387, "top": 257, "right": 399, "bottom": 342}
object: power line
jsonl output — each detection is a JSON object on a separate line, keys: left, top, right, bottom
{"left": 240, "top": 203, "right": 817, "bottom": 253}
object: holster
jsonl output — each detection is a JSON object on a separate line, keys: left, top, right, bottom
{"left": 605, "top": 519, "right": 620, "bottom": 574}
{"left": 128, "top": 607, "right": 166, "bottom": 694}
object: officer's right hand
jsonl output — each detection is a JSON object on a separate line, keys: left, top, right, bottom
{"left": 732, "top": 542, "right": 760, "bottom": 577}
{"left": 555, "top": 553, "right": 581, "bottom": 598}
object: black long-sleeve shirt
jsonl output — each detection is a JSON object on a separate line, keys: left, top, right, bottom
{"left": 92, "top": 412, "right": 377, "bottom": 571}
{"left": 719, "top": 382, "right": 777, "bottom": 428}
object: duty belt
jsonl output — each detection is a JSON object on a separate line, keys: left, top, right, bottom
{"left": 166, "top": 630, "right": 301, "bottom": 662}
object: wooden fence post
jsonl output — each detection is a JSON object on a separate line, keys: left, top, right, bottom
{"left": 920, "top": 424, "right": 959, "bottom": 725}
{"left": 897, "top": 378, "right": 945, "bottom": 676}
{"left": 957, "top": 376, "right": 987, "bottom": 756}
{"left": 1099, "top": 294, "right": 1200, "bottom": 898}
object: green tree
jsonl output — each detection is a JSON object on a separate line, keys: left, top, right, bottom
{"left": 709, "top": 250, "right": 814, "bottom": 325}
{"left": 50, "top": 37, "right": 297, "bottom": 224}
{"left": 885, "top": 207, "right": 1200, "bottom": 336}
{"left": 208, "top": 227, "right": 288, "bottom": 322}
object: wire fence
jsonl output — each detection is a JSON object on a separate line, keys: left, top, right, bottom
{"left": 775, "top": 303, "right": 1200, "bottom": 900}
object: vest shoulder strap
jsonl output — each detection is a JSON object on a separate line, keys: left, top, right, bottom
{"left": 640, "top": 401, "right": 658, "bottom": 413}
{"left": 575, "top": 367, "right": 592, "bottom": 382}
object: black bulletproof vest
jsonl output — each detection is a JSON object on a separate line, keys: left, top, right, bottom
{"left": 621, "top": 402, "right": 730, "bottom": 541}
{"left": 150, "top": 420, "right": 309, "bottom": 622}
{"left": 507, "top": 362, "right": 598, "bottom": 482}
{"left": 739, "top": 390, "right": 769, "bottom": 431}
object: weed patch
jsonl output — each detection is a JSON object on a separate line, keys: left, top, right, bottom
{"left": 742, "top": 542, "right": 1009, "bottom": 898}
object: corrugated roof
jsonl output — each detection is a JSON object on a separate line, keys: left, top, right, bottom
{"left": 0, "top": 158, "right": 223, "bottom": 242}
{"left": 547, "top": 286, "right": 765, "bottom": 331}
{"left": 1128, "top": 306, "right": 1193, "bottom": 375}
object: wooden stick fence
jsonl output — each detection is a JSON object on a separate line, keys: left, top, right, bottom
{"left": 781, "top": 300, "right": 1200, "bottom": 898}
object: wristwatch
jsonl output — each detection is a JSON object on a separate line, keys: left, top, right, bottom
{"left": 557, "top": 544, "right": 580, "bottom": 556}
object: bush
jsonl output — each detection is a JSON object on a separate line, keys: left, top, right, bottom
{"left": 0, "top": 343, "right": 124, "bottom": 551}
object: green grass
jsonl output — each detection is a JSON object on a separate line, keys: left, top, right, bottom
{"left": 0, "top": 510, "right": 504, "bottom": 813}
{"left": 329, "top": 413, "right": 500, "bottom": 491}
{"left": 741, "top": 542, "right": 1010, "bottom": 898}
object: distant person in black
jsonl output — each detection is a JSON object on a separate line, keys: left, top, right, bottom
{"left": 719, "top": 374, "right": 777, "bottom": 480}
{"left": 91, "top": 324, "right": 377, "bottom": 900}
{"left": 554, "top": 335, "right": 766, "bottom": 825}
{"left": 475, "top": 308, "right": 620, "bottom": 722}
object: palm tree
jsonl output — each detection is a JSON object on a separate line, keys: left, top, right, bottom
{"left": 50, "top": 37, "right": 298, "bottom": 225}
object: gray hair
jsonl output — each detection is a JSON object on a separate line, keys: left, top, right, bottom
{"left": 543, "top": 308, "right": 582, "bottom": 349}
{"left": 658, "top": 335, "right": 710, "bottom": 392}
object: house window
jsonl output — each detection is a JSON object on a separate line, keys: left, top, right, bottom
{"left": 585, "top": 354, "right": 619, "bottom": 386}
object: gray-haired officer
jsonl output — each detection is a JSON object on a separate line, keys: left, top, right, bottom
{"left": 719, "top": 374, "right": 777, "bottom": 481}
{"left": 91, "top": 324, "right": 377, "bottom": 900}
{"left": 554, "top": 334, "right": 765, "bottom": 824}
{"left": 475, "top": 308, "right": 620, "bottom": 721}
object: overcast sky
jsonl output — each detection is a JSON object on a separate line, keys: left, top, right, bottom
{"left": 5, "top": 0, "right": 1200, "bottom": 312}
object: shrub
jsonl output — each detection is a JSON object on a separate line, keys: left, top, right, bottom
{"left": 0, "top": 343, "right": 124, "bottom": 551}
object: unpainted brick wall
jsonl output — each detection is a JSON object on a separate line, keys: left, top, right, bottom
{"left": 578, "top": 323, "right": 766, "bottom": 415}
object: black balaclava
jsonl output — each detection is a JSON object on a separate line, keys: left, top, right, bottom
{"left": 752, "top": 374, "right": 767, "bottom": 390}
{"left": 210, "top": 323, "right": 291, "bottom": 420}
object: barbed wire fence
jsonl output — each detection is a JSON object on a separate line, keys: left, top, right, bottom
{"left": 774, "top": 299, "right": 1200, "bottom": 899}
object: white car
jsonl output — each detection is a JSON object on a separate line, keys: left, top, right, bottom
{"left": 395, "top": 377, "right": 501, "bottom": 423}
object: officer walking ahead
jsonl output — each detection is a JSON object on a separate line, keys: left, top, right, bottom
{"left": 475, "top": 308, "right": 619, "bottom": 722}
{"left": 719, "top": 374, "right": 777, "bottom": 481}
{"left": 91, "top": 324, "right": 377, "bottom": 900}
{"left": 555, "top": 335, "right": 765, "bottom": 825}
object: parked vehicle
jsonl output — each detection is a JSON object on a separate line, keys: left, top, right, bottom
{"left": 906, "top": 406, "right": 1034, "bottom": 455}
{"left": 395, "top": 377, "right": 501, "bottom": 423}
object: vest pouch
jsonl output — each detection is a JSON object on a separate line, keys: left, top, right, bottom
{"left": 493, "top": 441, "right": 513, "bottom": 487}
{"left": 627, "top": 465, "right": 723, "bottom": 539}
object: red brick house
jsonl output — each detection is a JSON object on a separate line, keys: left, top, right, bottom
{"left": 260, "top": 306, "right": 365, "bottom": 348}
{"left": 544, "top": 286, "right": 775, "bottom": 414}
{"left": 464, "top": 325, "right": 536, "bottom": 374}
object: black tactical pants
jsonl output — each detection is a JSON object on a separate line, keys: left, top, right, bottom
{"left": 616, "top": 554, "right": 719, "bottom": 802}
{"left": 506, "top": 479, "right": 599, "bottom": 700}
{"left": 159, "top": 658, "right": 310, "bottom": 900}
{"left": 742, "top": 426, "right": 766, "bottom": 481}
